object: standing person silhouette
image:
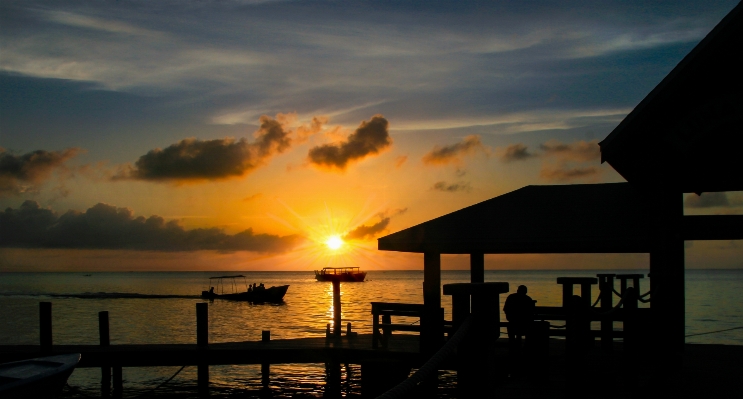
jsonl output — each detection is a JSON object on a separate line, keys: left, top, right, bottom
{"left": 503, "top": 285, "right": 536, "bottom": 346}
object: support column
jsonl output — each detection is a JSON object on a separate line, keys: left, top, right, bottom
{"left": 196, "top": 303, "right": 209, "bottom": 398}
{"left": 596, "top": 274, "right": 615, "bottom": 352}
{"left": 648, "top": 189, "right": 685, "bottom": 353}
{"left": 470, "top": 253, "right": 484, "bottom": 283}
{"left": 332, "top": 279, "right": 342, "bottom": 337}
{"left": 422, "top": 252, "right": 442, "bottom": 358}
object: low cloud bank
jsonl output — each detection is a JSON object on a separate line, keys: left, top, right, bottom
{"left": 0, "top": 148, "right": 81, "bottom": 196}
{"left": 307, "top": 115, "right": 391, "bottom": 170}
{"left": 0, "top": 201, "right": 303, "bottom": 253}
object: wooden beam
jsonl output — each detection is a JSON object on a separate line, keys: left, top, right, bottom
{"left": 470, "top": 253, "right": 484, "bottom": 283}
{"left": 682, "top": 215, "right": 743, "bottom": 240}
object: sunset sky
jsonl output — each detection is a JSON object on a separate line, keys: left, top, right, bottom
{"left": 1, "top": 0, "right": 741, "bottom": 272}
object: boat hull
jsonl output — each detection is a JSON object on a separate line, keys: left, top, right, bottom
{"left": 201, "top": 285, "right": 289, "bottom": 303}
{"left": 315, "top": 272, "right": 367, "bottom": 282}
{"left": 0, "top": 353, "right": 80, "bottom": 399}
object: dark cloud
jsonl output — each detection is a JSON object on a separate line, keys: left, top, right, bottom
{"left": 343, "top": 208, "right": 407, "bottom": 240}
{"left": 422, "top": 135, "right": 485, "bottom": 165}
{"left": 307, "top": 115, "right": 391, "bottom": 170}
{"left": 539, "top": 165, "right": 599, "bottom": 181}
{"left": 497, "top": 143, "right": 535, "bottom": 162}
{"left": 117, "top": 115, "right": 294, "bottom": 182}
{"left": 684, "top": 192, "right": 730, "bottom": 208}
{"left": 343, "top": 218, "right": 390, "bottom": 240}
{"left": 431, "top": 181, "right": 472, "bottom": 192}
{"left": 0, "top": 148, "right": 81, "bottom": 196}
{"left": 539, "top": 139, "right": 600, "bottom": 162}
{"left": 0, "top": 200, "right": 303, "bottom": 253}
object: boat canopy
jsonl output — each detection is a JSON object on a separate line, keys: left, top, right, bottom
{"left": 319, "top": 267, "right": 360, "bottom": 272}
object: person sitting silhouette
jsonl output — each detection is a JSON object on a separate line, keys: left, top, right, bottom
{"left": 503, "top": 285, "right": 536, "bottom": 346}
{"left": 209, "top": 287, "right": 214, "bottom": 295}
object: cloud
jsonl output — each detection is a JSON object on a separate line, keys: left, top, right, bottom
{"left": 539, "top": 165, "right": 599, "bottom": 181}
{"left": 539, "top": 139, "right": 600, "bottom": 162}
{"left": 431, "top": 181, "right": 472, "bottom": 193}
{"left": 116, "top": 114, "right": 295, "bottom": 182}
{"left": 422, "top": 135, "right": 485, "bottom": 166}
{"left": 395, "top": 155, "right": 408, "bottom": 168}
{"left": 344, "top": 218, "right": 390, "bottom": 240}
{"left": 307, "top": 115, "right": 391, "bottom": 170}
{"left": 0, "top": 200, "right": 303, "bottom": 253}
{"left": 684, "top": 192, "right": 729, "bottom": 208}
{"left": 496, "top": 143, "right": 536, "bottom": 163}
{"left": 343, "top": 208, "right": 406, "bottom": 240}
{"left": 0, "top": 148, "right": 81, "bottom": 197}
{"left": 295, "top": 116, "right": 329, "bottom": 144}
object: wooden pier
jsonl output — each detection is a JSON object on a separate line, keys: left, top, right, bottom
{"left": 0, "top": 334, "right": 423, "bottom": 368}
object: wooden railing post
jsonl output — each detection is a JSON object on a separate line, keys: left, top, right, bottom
{"left": 332, "top": 279, "right": 342, "bottom": 337}
{"left": 196, "top": 302, "right": 209, "bottom": 397}
{"left": 99, "top": 311, "right": 111, "bottom": 399}
{"left": 597, "top": 274, "right": 616, "bottom": 352}
{"left": 261, "top": 330, "right": 270, "bottom": 389}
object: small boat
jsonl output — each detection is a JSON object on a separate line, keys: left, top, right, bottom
{"left": 201, "top": 275, "right": 288, "bottom": 303}
{"left": 0, "top": 353, "right": 80, "bottom": 399}
{"left": 314, "top": 267, "right": 367, "bottom": 282}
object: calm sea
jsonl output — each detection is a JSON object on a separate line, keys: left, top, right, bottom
{"left": 1, "top": 269, "right": 741, "bottom": 397}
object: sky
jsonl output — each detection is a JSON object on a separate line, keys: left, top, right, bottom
{"left": 1, "top": 0, "right": 741, "bottom": 272}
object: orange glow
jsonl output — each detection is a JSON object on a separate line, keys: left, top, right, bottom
{"left": 325, "top": 235, "right": 344, "bottom": 250}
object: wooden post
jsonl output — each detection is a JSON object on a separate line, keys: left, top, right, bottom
{"left": 332, "top": 279, "right": 341, "bottom": 337}
{"left": 561, "top": 283, "right": 573, "bottom": 308}
{"left": 99, "top": 311, "right": 111, "bottom": 399}
{"left": 451, "top": 293, "right": 470, "bottom": 331}
{"left": 39, "top": 302, "right": 52, "bottom": 354}
{"left": 470, "top": 253, "right": 484, "bottom": 283}
{"left": 261, "top": 330, "right": 270, "bottom": 389}
{"left": 580, "top": 283, "right": 593, "bottom": 308}
{"left": 597, "top": 274, "right": 615, "bottom": 351}
{"left": 648, "top": 189, "right": 685, "bottom": 354}
{"left": 382, "top": 314, "right": 391, "bottom": 347}
{"left": 422, "top": 252, "right": 442, "bottom": 356}
{"left": 442, "top": 282, "right": 509, "bottom": 397}
{"left": 196, "top": 303, "right": 209, "bottom": 397}
{"left": 623, "top": 287, "right": 639, "bottom": 354}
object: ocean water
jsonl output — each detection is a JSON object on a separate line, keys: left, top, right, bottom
{"left": 1, "top": 269, "right": 741, "bottom": 397}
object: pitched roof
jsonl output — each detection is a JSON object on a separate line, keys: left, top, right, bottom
{"left": 378, "top": 183, "right": 653, "bottom": 254}
{"left": 599, "top": 2, "right": 743, "bottom": 193}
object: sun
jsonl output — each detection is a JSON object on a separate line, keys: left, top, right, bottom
{"left": 325, "top": 235, "right": 344, "bottom": 251}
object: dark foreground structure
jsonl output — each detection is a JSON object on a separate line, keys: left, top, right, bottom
{"left": 2, "top": 2, "right": 742, "bottom": 399}
{"left": 376, "top": 0, "right": 743, "bottom": 397}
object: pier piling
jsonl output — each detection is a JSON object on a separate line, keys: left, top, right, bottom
{"left": 332, "top": 279, "right": 341, "bottom": 337}
{"left": 597, "top": 274, "right": 616, "bottom": 352}
{"left": 261, "top": 330, "right": 270, "bottom": 389}
{"left": 99, "top": 311, "right": 111, "bottom": 398}
{"left": 196, "top": 302, "right": 209, "bottom": 397}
